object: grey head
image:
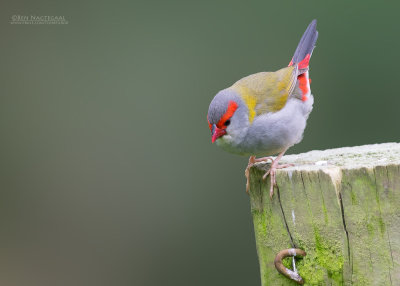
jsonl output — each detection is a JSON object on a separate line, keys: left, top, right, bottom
{"left": 207, "top": 88, "right": 249, "bottom": 146}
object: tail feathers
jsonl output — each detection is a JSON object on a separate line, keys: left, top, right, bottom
{"left": 289, "top": 19, "right": 318, "bottom": 68}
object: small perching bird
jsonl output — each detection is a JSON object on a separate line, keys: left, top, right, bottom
{"left": 207, "top": 20, "right": 318, "bottom": 197}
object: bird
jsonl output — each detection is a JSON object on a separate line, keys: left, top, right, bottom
{"left": 207, "top": 20, "right": 318, "bottom": 198}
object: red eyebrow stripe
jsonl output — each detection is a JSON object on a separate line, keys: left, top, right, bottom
{"left": 217, "top": 101, "right": 238, "bottom": 129}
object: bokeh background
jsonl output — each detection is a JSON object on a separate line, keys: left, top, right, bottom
{"left": 1, "top": 0, "right": 399, "bottom": 285}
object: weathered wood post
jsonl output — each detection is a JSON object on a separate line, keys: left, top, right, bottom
{"left": 248, "top": 143, "right": 400, "bottom": 285}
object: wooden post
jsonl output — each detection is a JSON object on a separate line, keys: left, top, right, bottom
{"left": 248, "top": 143, "right": 400, "bottom": 285}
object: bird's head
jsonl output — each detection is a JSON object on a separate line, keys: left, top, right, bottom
{"left": 207, "top": 89, "right": 248, "bottom": 144}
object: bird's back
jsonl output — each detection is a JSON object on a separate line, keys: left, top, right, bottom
{"left": 231, "top": 66, "right": 298, "bottom": 120}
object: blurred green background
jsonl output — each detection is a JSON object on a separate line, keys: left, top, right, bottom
{"left": 1, "top": 0, "right": 399, "bottom": 285}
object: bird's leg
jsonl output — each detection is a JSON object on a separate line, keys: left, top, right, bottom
{"left": 262, "top": 149, "right": 294, "bottom": 198}
{"left": 245, "top": 156, "right": 274, "bottom": 193}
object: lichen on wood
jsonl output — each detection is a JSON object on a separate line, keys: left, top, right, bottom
{"left": 248, "top": 143, "right": 400, "bottom": 285}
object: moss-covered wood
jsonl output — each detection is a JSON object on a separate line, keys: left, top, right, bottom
{"left": 248, "top": 143, "right": 400, "bottom": 285}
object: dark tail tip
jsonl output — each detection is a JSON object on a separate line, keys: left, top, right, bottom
{"left": 291, "top": 19, "right": 318, "bottom": 66}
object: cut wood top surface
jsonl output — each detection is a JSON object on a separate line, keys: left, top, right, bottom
{"left": 254, "top": 142, "right": 400, "bottom": 172}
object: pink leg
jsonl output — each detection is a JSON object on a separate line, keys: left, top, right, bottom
{"left": 245, "top": 156, "right": 274, "bottom": 193}
{"left": 262, "top": 149, "right": 294, "bottom": 198}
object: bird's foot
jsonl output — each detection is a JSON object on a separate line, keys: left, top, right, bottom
{"left": 245, "top": 156, "right": 274, "bottom": 193}
{"left": 262, "top": 160, "right": 294, "bottom": 198}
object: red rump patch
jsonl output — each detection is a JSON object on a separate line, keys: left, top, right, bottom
{"left": 298, "top": 54, "right": 311, "bottom": 69}
{"left": 289, "top": 54, "right": 311, "bottom": 101}
{"left": 298, "top": 73, "right": 309, "bottom": 101}
{"left": 289, "top": 54, "right": 310, "bottom": 69}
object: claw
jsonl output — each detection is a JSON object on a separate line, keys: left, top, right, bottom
{"left": 245, "top": 156, "right": 273, "bottom": 194}
{"left": 262, "top": 169, "right": 271, "bottom": 180}
{"left": 245, "top": 152, "right": 293, "bottom": 196}
{"left": 261, "top": 149, "right": 294, "bottom": 199}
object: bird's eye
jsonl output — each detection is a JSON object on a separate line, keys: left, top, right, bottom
{"left": 224, "top": 120, "right": 231, "bottom": 126}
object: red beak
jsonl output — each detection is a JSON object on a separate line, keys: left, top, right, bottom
{"left": 211, "top": 124, "right": 226, "bottom": 143}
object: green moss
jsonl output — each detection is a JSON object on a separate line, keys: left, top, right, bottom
{"left": 366, "top": 216, "right": 386, "bottom": 238}
{"left": 350, "top": 190, "right": 357, "bottom": 205}
{"left": 297, "top": 228, "right": 344, "bottom": 285}
{"left": 282, "top": 257, "right": 292, "bottom": 269}
{"left": 366, "top": 222, "right": 374, "bottom": 236}
{"left": 378, "top": 217, "right": 385, "bottom": 235}
{"left": 296, "top": 258, "right": 325, "bottom": 285}
{"left": 315, "top": 229, "right": 344, "bottom": 278}
{"left": 321, "top": 199, "right": 328, "bottom": 224}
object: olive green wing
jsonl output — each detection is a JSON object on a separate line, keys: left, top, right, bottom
{"left": 231, "top": 66, "right": 298, "bottom": 122}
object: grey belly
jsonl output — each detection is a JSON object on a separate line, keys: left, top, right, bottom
{"left": 239, "top": 97, "right": 313, "bottom": 156}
